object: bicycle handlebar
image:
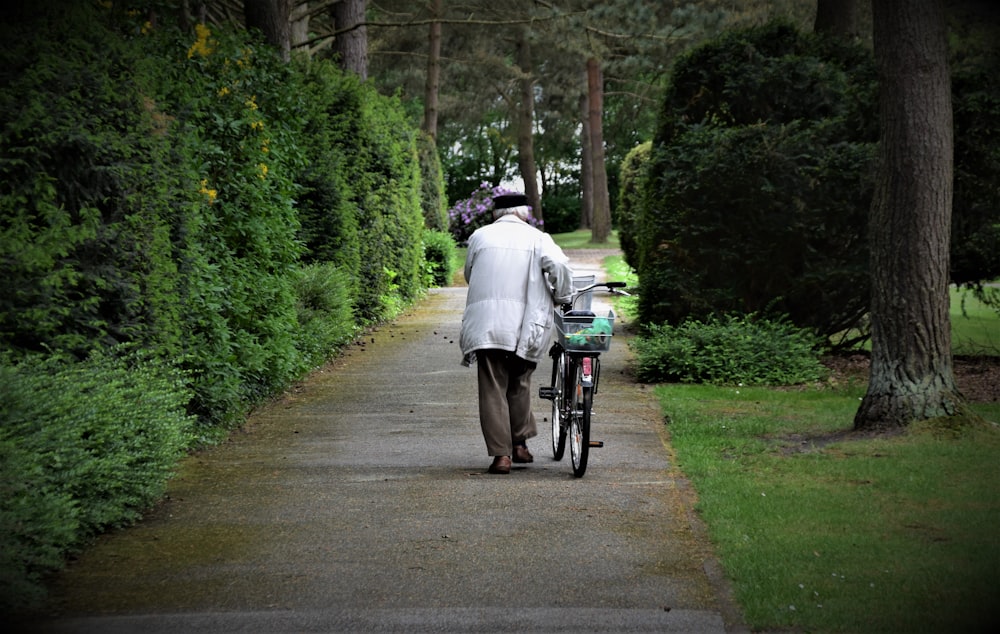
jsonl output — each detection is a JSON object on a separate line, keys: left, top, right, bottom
{"left": 562, "top": 281, "right": 631, "bottom": 312}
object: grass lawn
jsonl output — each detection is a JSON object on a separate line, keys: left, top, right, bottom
{"left": 660, "top": 384, "right": 1000, "bottom": 633}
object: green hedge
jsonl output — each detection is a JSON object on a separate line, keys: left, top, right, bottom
{"left": 0, "top": 1, "right": 442, "bottom": 611}
{"left": 0, "top": 350, "right": 195, "bottom": 613}
{"left": 638, "top": 21, "right": 876, "bottom": 342}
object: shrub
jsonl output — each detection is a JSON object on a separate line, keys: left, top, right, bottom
{"left": 616, "top": 141, "right": 651, "bottom": 272}
{"left": 0, "top": 350, "right": 195, "bottom": 613}
{"left": 292, "top": 263, "right": 358, "bottom": 369}
{"left": 422, "top": 229, "right": 458, "bottom": 287}
{"left": 640, "top": 20, "right": 876, "bottom": 344}
{"left": 630, "top": 314, "right": 827, "bottom": 386}
{"left": 448, "top": 181, "right": 543, "bottom": 244}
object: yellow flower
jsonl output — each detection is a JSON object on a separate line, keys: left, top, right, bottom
{"left": 245, "top": 95, "right": 258, "bottom": 111}
{"left": 187, "top": 23, "right": 215, "bottom": 58}
{"left": 258, "top": 163, "right": 268, "bottom": 180}
{"left": 141, "top": 21, "right": 153, "bottom": 35}
{"left": 198, "top": 179, "right": 217, "bottom": 204}
{"left": 217, "top": 86, "right": 231, "bottom": 97}
{"left": 250, "top": 119, "right": 264, "bottom": 132}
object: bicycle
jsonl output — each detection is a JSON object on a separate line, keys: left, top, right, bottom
{"left": 538, "top": 279, "right": 629, "bottom": 477}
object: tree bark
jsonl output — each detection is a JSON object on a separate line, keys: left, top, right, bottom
{"left": 854, "top": 0, "right": 962, "bottom": 431}
{"left": 587, "top": 57, "right": 611, "bottom": 243}
{"left": 814, "top": 0, "right": 861, "bottom": 39}
{"left": 516, "top": 27, "right": 542, "bottom": 222}
{"left": 332, "top": 0, "right": 368, "bottom": 79}
{"left": 422, "top": 0, "right": 442, "bottom": 140}
{"left": 579, "top": 88, "right": 593, "bottom": 230}
{"left": 243, "top": 0, "right": 292, "bottom": 62}
{"left": 290, "top": 1, "right": 310, "bottom": 53}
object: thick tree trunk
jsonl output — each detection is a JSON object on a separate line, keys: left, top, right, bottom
{"left": 516, "top": 28, "right": 542, "bottom": 222}
{"left": 586, "top": 57, "right": 611, "bottom": 243}
{"left": 422, "top": 0, "right": 442, "bottom": 140}
{"left": 579, "top": 89, "right": 593, "bottom": 230}
{"left": 854, "top": 0, "right": 961, "bottom": 431}
{"left": 332, "top": 0, "right": 368, "bottom": 79}
{"left": 244, "top": 0, "right": 291, "bottom": 61}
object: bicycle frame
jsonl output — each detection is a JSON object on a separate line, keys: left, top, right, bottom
{"left": 539, "top": 281, "right": 628, "bottom": 477}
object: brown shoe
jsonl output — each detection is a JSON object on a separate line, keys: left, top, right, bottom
{"left": 488, "top": 456, "right": 512, "bottom": 474}
{"left": 512, "top": 445, "right": 534, "bottom": 463}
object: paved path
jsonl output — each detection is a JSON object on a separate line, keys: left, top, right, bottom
{"left": 25, "top": 251, "right": 746, "bottom": 633}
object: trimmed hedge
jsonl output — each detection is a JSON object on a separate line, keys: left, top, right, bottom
{"left": 0, "top": 1, "right": 442, "bottom": 611}
{"left": 636, "top": 21, "right": 876, "bottom": 343}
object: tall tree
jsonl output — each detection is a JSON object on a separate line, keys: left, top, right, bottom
{"left": 243, "top": 0, "right": 292, "bottom": 61}
{"left": 516, "top": 26, "right": 542, "bottom": 219}
{"left": 854, "top": 0, "right": 963, "bottom": 430}
{"left": 332, "top": 0, "right": 368, "bottom": 79}
{"left": 578, "top": 87, "right": 593, "bottom": 230}
{"left": 586, "top": 57, "right": 611, "bottom": 243}
{"left": 422, "top": 0, "right": 442, "bottom": 139}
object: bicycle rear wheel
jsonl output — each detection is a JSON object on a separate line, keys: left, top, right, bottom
{"left": 570, "top": 365, "right": 593, "bottom": 478}
{"left": 550, "top": 353, "right": 567, "bottom": 460}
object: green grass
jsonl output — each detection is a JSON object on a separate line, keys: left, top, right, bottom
{"left": 952, "top": 286, "right": 1000, "bottom": 356}
{"left": 660, "top": 383, "right": 1000, "bottom": 633}
{"left": 550, "top": 228, "right": 620, "bottom": 250}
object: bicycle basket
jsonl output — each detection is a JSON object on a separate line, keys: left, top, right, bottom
{"left": 554, "top": 310, "right": 614, "bottom": 352}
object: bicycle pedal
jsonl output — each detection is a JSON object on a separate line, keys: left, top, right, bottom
{"left": 589, "top": 440, "right": 604, "bottom": 448}
{"left": 538, "top": 387, "right": 555, "bottom": 400}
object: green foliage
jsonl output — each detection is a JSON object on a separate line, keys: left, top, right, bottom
{"left": 630, "top": 313, "right": 826, "bottom": 386}
{"left": 417, "top": 132, "right": 449, "bottom": 231}
{"left": 422, "top": 229, "right": 458, "bottom": 287}
{"left": 539, "top": 186, "right": 581, "bottom": 235}
{"left": 951, "top": 47, "right": 1000, "bottom": 287}
{"left": 292, "top": 263, "right": 358, "bottom": 368}
{"left": 299, "top": 65, "right": 425, "bottom": 323}
{"left": 0, "top": 349, "right": 195, "bottom": 612}
{"left": 0, "top": 3, "right": 184, "bottom": 359}
{"left": 615, "top": 141, "right": 651, "bottom": 272}
{"left": 640, "top": 21, "right": 877, "bottom": 344}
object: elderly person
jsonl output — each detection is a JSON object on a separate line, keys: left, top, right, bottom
{"left": 460, "top": 193, "right": 574, "bottom": 474}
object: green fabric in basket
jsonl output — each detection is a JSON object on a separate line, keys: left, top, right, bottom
{"left": 567, "top": 317, "right": 612, "bottom": 346}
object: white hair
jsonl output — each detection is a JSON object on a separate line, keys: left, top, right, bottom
{"left": 493, "top": 205, "right": 533, "bottom": 221}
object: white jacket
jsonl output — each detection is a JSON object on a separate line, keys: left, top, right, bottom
{"left": 460, "top": 215, "right": 574, "bottom": 365}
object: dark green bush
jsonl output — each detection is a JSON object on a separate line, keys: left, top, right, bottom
{"left": 422, "top": 229, "right": 458, "bottom": 287}
{"left": 640, "top": 21, "right": 876, "bottom": 344}
{"left": 630, "top": 314, "right": 826, "bottom": 386}
{"left": 616, "top": 141, "right": 651, "bottom": 272}
{"left": 0, "top": 350, "right": 195, "bottom": 612}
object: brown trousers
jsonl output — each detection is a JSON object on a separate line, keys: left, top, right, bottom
{"left": 476, "top": 349, "right": 538, "bottom": 456}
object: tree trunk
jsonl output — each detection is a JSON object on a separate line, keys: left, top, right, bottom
{"left": 290, "top": 1, "right": 310, "bottom": 54}
{"left": 587, "top": 57, "right": 611, "bottom": 243}
{"left": 332, "top": 0, "right": 368, "bottom": 79}
{"left": 814, "top": 0, "right": 861, "bottom": 38}
{"left": 422, "top": 0, "right": 442, "bottom": 140}
{"left": 854, "top": 0, "right": 962, "bottom": 431}
{"left": 243, "top": 0, "right": 292, "bottom": 61}
{"left": 579, "top": 87, "right": 593, "bottom": 230}
{"left": 516, "top": 27, "right": 542, "bottom": 222}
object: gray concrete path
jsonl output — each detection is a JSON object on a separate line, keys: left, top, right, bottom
{"left": 26, "top": 251, "right": 746, "bottom": 633}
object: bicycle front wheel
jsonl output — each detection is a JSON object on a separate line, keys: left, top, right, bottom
{"left": 550, "top": 353, "right": 567, "bottom": 460}
{"left": 570, "top": 367, "right": 593, "bottom": 478}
